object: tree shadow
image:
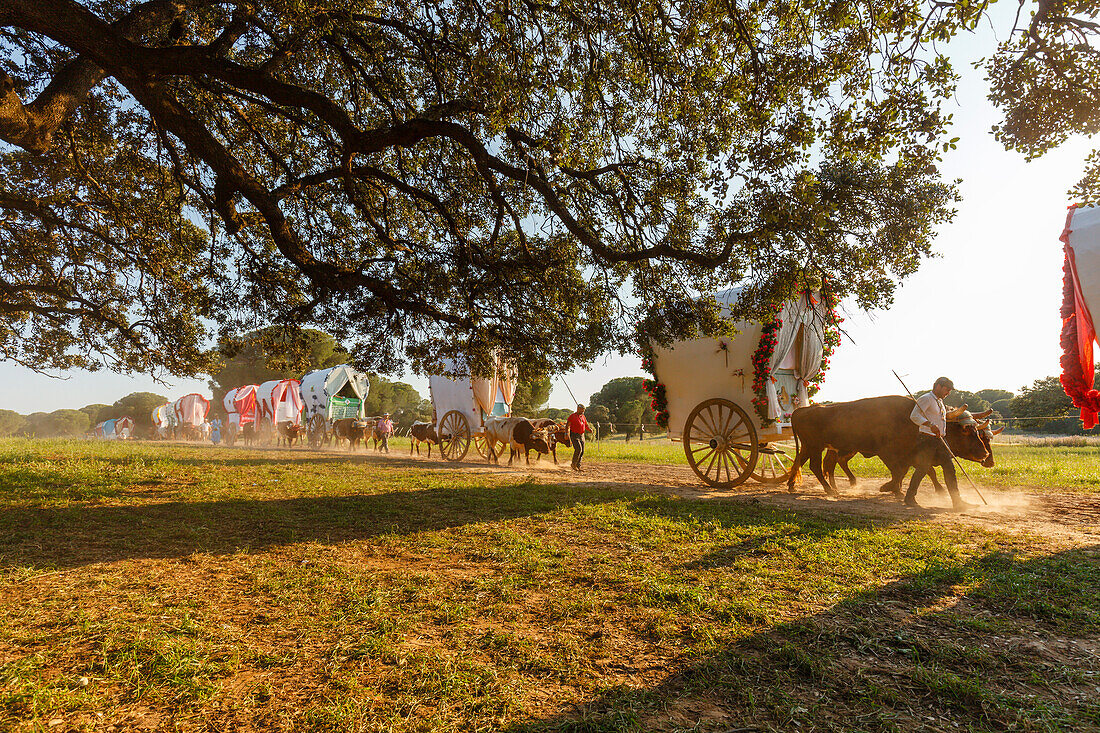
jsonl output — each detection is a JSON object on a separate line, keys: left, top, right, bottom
{"left": 507, "top": 545, "right": 1100, "bottom": 732}
{"left": 0, "top": 482, "right": 615, "bottom": 571}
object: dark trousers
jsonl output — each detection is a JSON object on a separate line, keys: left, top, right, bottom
{"left": 906, "top": 433, "right": 958, "bottom": 503}
{"left": 570, "top": 433, "right": 585, "bottom": 468}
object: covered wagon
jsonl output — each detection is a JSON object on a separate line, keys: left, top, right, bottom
{"left": 429, "top": 356, "right": 517, "bottom": 461}
{"left": 151, "top": 402, "right": 175, "bottom": 439}
{"left": 1059, "top": 205, "right": 1100, "bottom": 428}
{"left": 257, "top": 379, "right": 304, "bottom": 437}
{"left": 223, "top": 385, "right": 259, "bottom": 431}
{"left": 643, "top": 286, "right": 840, "bottom": 487}
{"left": 113, "top": 416, "right": 134, "bottom": 439}
{"left": 299, "top": 365, "right": 370, "bottom": 446}
{"left": 173, "top": 393, "right": 211, "bottom": 440}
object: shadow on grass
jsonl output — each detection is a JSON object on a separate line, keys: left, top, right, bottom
{"left": 0, "top": 481, "right": 615, "bottom": 570}
{"left": 509, "top": 545, "right": 1100, "bottom": 733}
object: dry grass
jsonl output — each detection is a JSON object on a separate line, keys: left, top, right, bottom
{"left": 1, "top": 439, "right": 1099, "bottom": 732}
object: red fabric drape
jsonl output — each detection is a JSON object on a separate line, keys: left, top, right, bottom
{"left": 1059, "top": 205, "right": 1100, "bottom": 429}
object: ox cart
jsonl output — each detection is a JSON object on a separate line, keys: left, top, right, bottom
{"left": 223, "top": 385, "right": 259, "bottom": 441}
{"left": 173, "top": 393, "right": 211, "bottom": 440}
{"left": 429, "top": 357, "right": 517, "bottom": 461}
{"left": 646, "top": 287, "right": 838, "bottom": 488}
{"left": 151, "top": 403, "right": 175, "bottom": 439}
{"left": 1059, "top": 205, "right": 1100, "bottom": 428}
{"left": 257, "top": 379, "right": 304, "bottom": 442}
{"left": 299, "top": 365, "right": 370, "bottom": 447}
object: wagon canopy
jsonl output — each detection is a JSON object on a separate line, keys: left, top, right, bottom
{"left": 429, "top": 356, "right": 516, "bottom": 427}
{"left": 258, "top": 379, "right": 304, "bottom": 424}
{"left": 223, "top": 385, "right": 259, "bottom": 426}
{"left": 152, "top": 403, "right": 174, "bottom": 436}
{"left": 651, "top": 287, "right": 831, "bottom": 439}
{"left": 1059, "top": 205, "right": 1100, "bottom": 427}
{"left": 173, "top": 393, "right": 210, "bottom": 427}
{"left": 300, "top": 365, "right": 370, "bottom": 420}
{"left": 114, "top": 417, "right": 134, "bottom": 439}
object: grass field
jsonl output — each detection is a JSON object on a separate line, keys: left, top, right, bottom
{"left": 2, "top": 438, "right": 1099, "bottom": 732}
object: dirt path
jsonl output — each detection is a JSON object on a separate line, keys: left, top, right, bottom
{"left": 164, "top": 439, "right": 1100, "bottom": 547}
{"left": 420, "top": 453, "right": 1100, "bottom": 547}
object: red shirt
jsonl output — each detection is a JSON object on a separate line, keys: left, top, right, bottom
{"left": 567, "top": 413, "right": 588, "bottom": 435}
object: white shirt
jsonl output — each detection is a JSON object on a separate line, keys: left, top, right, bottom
{"left": 910, "top": 392, "right": 946, "bottom": 436}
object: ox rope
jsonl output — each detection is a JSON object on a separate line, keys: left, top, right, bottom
{"left": 892, "top": 371, "right": 988, "bottom": 506}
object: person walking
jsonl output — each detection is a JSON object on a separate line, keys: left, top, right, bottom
{"left": 907, "top": 376, "right": 971, "bottom": 511}
{"left": 378, "top": 413, "right": 394, "bottom": 453}
{"left": 567, "top": 404, "right": 589, "bottom": 471}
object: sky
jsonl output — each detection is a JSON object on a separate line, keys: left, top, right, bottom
{"left": 0, "top": 9, "right": 1092, "bottom": 415}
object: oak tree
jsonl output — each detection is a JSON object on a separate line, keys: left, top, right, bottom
{"left": 0, "top": 0, "right": 969, "bottom": 377}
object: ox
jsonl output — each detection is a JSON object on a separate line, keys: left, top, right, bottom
{"left": 484, "top": 417, "right": 550, "bottom": 465}
{"left": 529, "top": 418, "right": 570, "bottom": 464}
{"left": 789, "top": 395, "right": 989, "bottom": 509}
{"left": 826, "top": 408, "right": 1003, "bottom": 493}
{"left": 332, "top": 418, "right": 369, "bottom": 451}
{"left": 409, "top": 421, "right": 439, "bottom": 457}
{"left": 277, "top": 421, "right": 303, "bottom": 448}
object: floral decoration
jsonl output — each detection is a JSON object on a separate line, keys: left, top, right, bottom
{"left": 640, "top": 344, "right": 670, "bottom": 429}
{"left": 1059, "top": 244, "right": 1100, "bottom": 429}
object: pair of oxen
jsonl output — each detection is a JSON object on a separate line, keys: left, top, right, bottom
{"left": 409, "top": 417, "right": 570, "bottom": 464}
{"left": 789, "top": 395, "right": 1002, "bottom": 509}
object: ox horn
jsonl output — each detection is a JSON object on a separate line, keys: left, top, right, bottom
{"left": 972, "top": 408, "right": 993, "bottom": 419}
{"left": 945, "top": 405, "right": 967, "bottom": 420}
{"left": 977, "top": 419, "right": 990, "bottom": 430}
{"left": 991, "top": 426, "right": 1005, "bottom": 435}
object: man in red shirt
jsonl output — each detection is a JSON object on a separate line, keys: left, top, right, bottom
{"left": 566, "top": 404, "right": 589, "bottom": 471}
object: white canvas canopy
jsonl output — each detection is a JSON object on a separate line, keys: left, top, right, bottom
{"left": 258, "top": 379, "right": 304, "bottom": 424}
{"left": 173, "top": 393, "right": 210, "bottom": 427}
{"left": 300, "top": 365, "right": 370, "bottom": 420}
{"left": 652, "top": 287, "right": 829, "bottom": 439}
{"left": 152, "top": 403, "right": 172, "bottom": 427}
{"left": 223, "top": 385, "right": 259, "bottom": 426}
{"left": 429, "top": 356, "right": 516, "bottom": 428}
{"left": 114, "top": 416, "right": 134, "bottom": 439}
{"left": 1066, "top": 205, "right": 1100, "bottom": 329}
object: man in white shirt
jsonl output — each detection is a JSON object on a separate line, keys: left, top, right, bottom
{"left": 910, "top": 377, "right": 951, "bottom": 438}
{"left": 905, "top": 377, "right": 970, "bottom": 510}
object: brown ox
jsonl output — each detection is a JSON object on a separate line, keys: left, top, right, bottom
{"left": 826, "top": 408, "right": 1003, "bottom": 493}
{"left": 409, "top": 421, "right": 438, "bottom": 457}
{"left": 789, "top": 395, "right": 989, "bottom": 509}
{"left": 277, "top": 421, "right": 303, "bottom": 448}
{"left": 485, "top": 417, "right": 550, "bottom": 465}
{"left": 332, "top": 418, "right": 369, "bottom": 451}
{"left": 529, "top": 419, "right": 570, "bottom": 463}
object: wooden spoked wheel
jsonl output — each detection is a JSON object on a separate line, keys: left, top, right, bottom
{"left": 751, "top": 442, "right": 800, "bottom": 485}
{"left": 473, "top": 433, "right": 489, "bottom": 459}
{"left": 439, "top": 410, "right": 471, "bottom": 462}
{"left": 307, "top": 414, "right": 328, "bottom": 448}
{"left": 683, "top": 398, "right": 759, "bottom": 488}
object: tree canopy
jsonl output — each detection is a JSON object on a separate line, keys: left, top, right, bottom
{"left": 207, "top": 327, "right": 349, "bottom": 406}
{"left": 0, "top": 0, "right": 975, "bottom": 378}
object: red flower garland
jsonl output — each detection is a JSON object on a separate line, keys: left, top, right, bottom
{"left": 640, "top": 347, "right": 670, "bottom": 429}
{"left": 1059, "top": 236, "right": 1100, "bottom": 429}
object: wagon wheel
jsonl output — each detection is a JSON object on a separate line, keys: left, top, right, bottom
{"left": 751, "top": 442, "right": 800, "bottom": 485}
{"left": 439, "top": 410, "right": 471, "bottom": 462}
{"left": 473, "top": 432, "right": 489, "bottom": 459}
{"left": 683, "top": 398, "right": 759, "bottom": 488}
{"left": 308, "top": 414, "right": 328, "bottom": 448}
